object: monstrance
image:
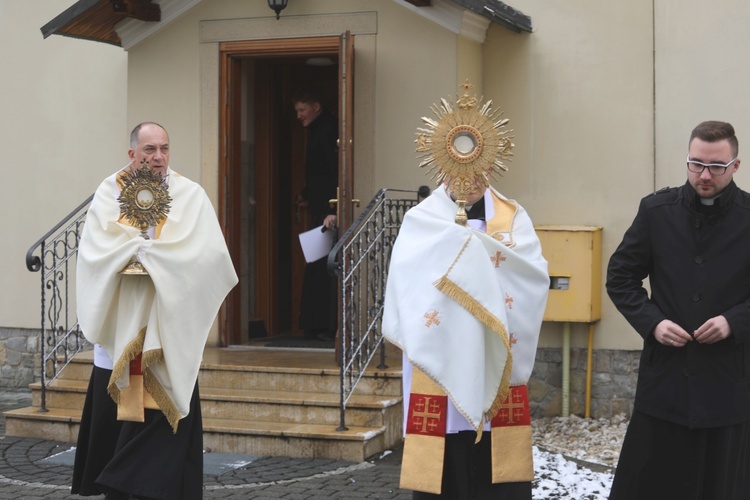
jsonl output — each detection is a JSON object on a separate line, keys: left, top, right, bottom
{"left": 415, "top": 80, "right": 514, "bottom": 225}
{"left": 117, "top": 159, "right": 172, "bottom": 275}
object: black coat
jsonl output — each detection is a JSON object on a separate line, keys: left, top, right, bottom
{"left": 302, "top": 110, "right": 339, "bottom": 225}
{"left": 607, "top": 180, "right": 750, "bottom": 428}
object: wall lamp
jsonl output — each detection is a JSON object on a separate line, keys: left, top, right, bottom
{"left": 268, "top": 0, "right": 288, "bottom": 20}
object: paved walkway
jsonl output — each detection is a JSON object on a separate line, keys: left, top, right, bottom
{"left": 0, "top": 390, "right": 410, "bottom": 499}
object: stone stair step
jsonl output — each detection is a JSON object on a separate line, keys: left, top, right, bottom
{"left": 3, "top": 406, "right": 389, "bottom": 461}
{"left": 28, "top": 379, "right": 402, "bottom": 428}
{"left": 53, "top": 354, "right": 94, "bottom": 381}
{"left": 198, "top": 367, "right": 400, "bottom": 396}
{"left": 4, "top": 406, "right": 81, "bottom": 444}
{"left": 8, "top": 347, "right": 404, "bottom": 462}
{"left": 201, "top": 417, "right": 387, "bottom": 461}
{"left": 29, "top": 379, "right": 88, "bottom": 409}
{"left": 200, "top": 387, "right": 400, "bottom": 427}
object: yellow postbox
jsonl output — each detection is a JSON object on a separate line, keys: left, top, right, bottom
{"left": 534, "top": 225, "right": 603, "bottom": 418}
{"left": 535, "top": 225, "right": 602, "bottom": 322}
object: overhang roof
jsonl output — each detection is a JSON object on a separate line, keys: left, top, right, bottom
{"left": 447, "top": 0, "right": 531, "bottom": 33}
{"left": 41, "top": 0, "right": 530, "bottom": 49}
{"left": 41, "top": 0, "right": 161, "bottom": 47}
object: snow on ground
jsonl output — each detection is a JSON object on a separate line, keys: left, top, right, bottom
{"left": 530, "top": 414, "right": 627, "bottom": 499}
{"left": 533, "top": 446, "right": 613, "bottom": 500}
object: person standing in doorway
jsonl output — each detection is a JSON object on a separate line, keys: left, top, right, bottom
{"left": 293, "top": 85, "right": 339, "bottom": 341}
{"left": 607, "top": 120, "right": 750, "bottom": 499}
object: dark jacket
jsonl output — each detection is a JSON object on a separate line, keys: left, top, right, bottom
{"left": 302, "top": 110, "right": 339, "bottom": 225}
{"left": 607, "top": 180, "right": 750, "bottom": 428}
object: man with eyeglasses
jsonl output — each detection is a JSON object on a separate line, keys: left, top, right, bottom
{"left": 606, "top": 120, "right": 750, "bottom": 499}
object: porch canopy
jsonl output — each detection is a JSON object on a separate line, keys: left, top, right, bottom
{"left": 41, "top": 0, "right": 531, "bottom": 49}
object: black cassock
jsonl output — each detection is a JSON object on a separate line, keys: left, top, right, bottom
{"left": 72, "top": 366, "right": 203, "bottom": 499}
{"left": 299, "top": 110, "right": 338, "bottom": 337}
{"left": 609, "top": 411, "right": 750, "bottom": 500}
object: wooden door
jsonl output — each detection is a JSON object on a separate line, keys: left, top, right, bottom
{"left": 337, "top": 31, "right": 355, "bottom": 231}
{"left": 219, "top": 36, "right": 352, "bottom": 345}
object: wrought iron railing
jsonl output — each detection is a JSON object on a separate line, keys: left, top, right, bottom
{"left": 25, "top": 194, "right": 93, "bottom": 411}
{"left": 328, "top": 187, "right": 429, "bottom": 430}
{"left": 28, "top": 186, "right": 429, "bottom": 425}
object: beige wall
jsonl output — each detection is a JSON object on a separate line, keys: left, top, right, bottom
{"left": 8, "top": 0, "right": 750, "bottom": 354}
{"left": 491, "top": 0, "right": 750, "bottom": 350}
{"left": 1, "top": 0, "right": 127, "bottom": 329}
{"left": 484, "top": 1, "right": 655, "bottom": 350}
{"left": 654, "top": 0, "right": 750, "bottom": 189}
{"left": 126, "top": 0, "right": 462, "bottom": 344}
{"left": 126, "top": 0, "right": 460, "bottom": 199}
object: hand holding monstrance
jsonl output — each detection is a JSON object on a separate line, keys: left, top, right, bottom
{"left": 415, "top": 80, "right": 514, "bottom": 225}
{"left": 118, "top": 159, "right": 172, "bottom": 275}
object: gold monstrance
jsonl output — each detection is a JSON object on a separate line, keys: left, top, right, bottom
{"left": 118, "top": 160, "right": 172, "bottom": 275}
{"left": 415, "top": 80, "right": 514, "bottom": 225}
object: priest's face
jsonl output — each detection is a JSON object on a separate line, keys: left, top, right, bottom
{"left": 687, "top": 137, "right": 739, "bottom": 199}
{"left": 294, "top": 100, "right": 323, "bottom": 128}
{"left": 464, "top": 186, "right": 485, "bottom": 206}
{"left": 129, "top": 124, "right": 170, "bottom": 176}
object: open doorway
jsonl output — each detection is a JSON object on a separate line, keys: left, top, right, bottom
{"left": 222, "top": 47, "right": 341, "bottom": 346}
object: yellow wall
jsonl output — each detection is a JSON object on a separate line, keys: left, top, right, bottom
{"left": 1, "top": 0, "right": 127, "bottom": 329}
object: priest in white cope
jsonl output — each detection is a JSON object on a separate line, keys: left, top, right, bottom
{"left": 72, "top": 122, "right": 238, "bottom": 500}
{"left": 383, "top": 178, "right": 549, "bottom": 499}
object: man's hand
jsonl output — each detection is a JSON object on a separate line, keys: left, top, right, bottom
{"left": 693, "top": 315, "right": 732, "bottom": 344}
{"left": 654, "top": 319, "right": 692, "bottom": 347}
{"left": 323, "top": 214, "right": 337, "bottom": 230}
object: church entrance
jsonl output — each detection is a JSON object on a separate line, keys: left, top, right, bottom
{"left": 219, "top": 35, "right": 355, "bottom": 346}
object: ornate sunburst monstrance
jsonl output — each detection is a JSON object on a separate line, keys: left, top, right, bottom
{"left": 416, "top": 80, "right": 514, "bottom": 225}
{"left": 117, "top": 159, "right": 172, "bottom": 275}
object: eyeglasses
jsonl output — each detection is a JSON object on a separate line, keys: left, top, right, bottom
{"left": 686, "top": 155, "right": 737, "bottom": 176}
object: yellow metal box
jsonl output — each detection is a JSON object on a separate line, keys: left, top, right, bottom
{"left": 535, "top": 225, "right": 602, "bottom": 323}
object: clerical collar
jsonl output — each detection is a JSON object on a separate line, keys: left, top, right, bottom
{"left": 700, "top": 195, "right": 718, "bottom": 206}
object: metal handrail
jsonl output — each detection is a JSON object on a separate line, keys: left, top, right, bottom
{"left": 26, "top": 194, "right": 93, "bottom": 411}
{"left": 328, "top": 187, "right": 429, "bottom": 430}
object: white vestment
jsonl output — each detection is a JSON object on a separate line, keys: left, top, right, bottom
{"left": 383, "top": 186, "right": 549, "bottom": 431}
{"left": 76, "top": 167, "right": 238, "bottom": 430}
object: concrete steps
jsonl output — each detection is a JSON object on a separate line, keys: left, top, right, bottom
{"left": 4, "top": 346, "right": 404, "bottom": 462}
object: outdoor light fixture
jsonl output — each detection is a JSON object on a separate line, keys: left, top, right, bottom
{"left": 268, "top": 0, "right": 288, "bottom": 20}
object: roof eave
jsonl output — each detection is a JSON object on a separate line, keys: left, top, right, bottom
{"left": 40, "top": 0, "right": 104, "bottom": 40}
{"left": 451, "top": 0, "right": 532, "bottom": 33}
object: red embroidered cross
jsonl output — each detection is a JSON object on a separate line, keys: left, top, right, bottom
{"left": 491, "top": 386, "right": 531, "bottom": 427}
{"left": 505, "top": 292, "right": 514, "bottom": 309}
{"left": 509, "top": 333, "right": 518, "bottom": 348}
{"left": 411, "top": 396, "right": 445, "bottom": 434}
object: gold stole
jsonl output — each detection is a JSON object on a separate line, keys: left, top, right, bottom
{"left": 400, "top": 368, "right": 448, "bottom": 493}
{"left": 116, "top": 351, "right": 160, "bottom": 422}
{"left": 401, "top": 369, "right": 534, "bottom": 494}
{"left": 490, "top": 385, "right": 534, "bottom": 484}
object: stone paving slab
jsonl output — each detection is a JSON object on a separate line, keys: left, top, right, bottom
{"left": 0, "top": 390, "right": 410, "bottom": 499}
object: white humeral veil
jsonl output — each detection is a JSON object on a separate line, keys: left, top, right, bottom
{"left": 76, "top": 168, "right": 238, "bottom": 431}
{"left": 382, "top": 186, "right": 548, "bottom": 430}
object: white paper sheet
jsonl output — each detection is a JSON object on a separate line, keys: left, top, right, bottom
{"left": 298, "top": 225, "right": 335, "bottom": 263}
